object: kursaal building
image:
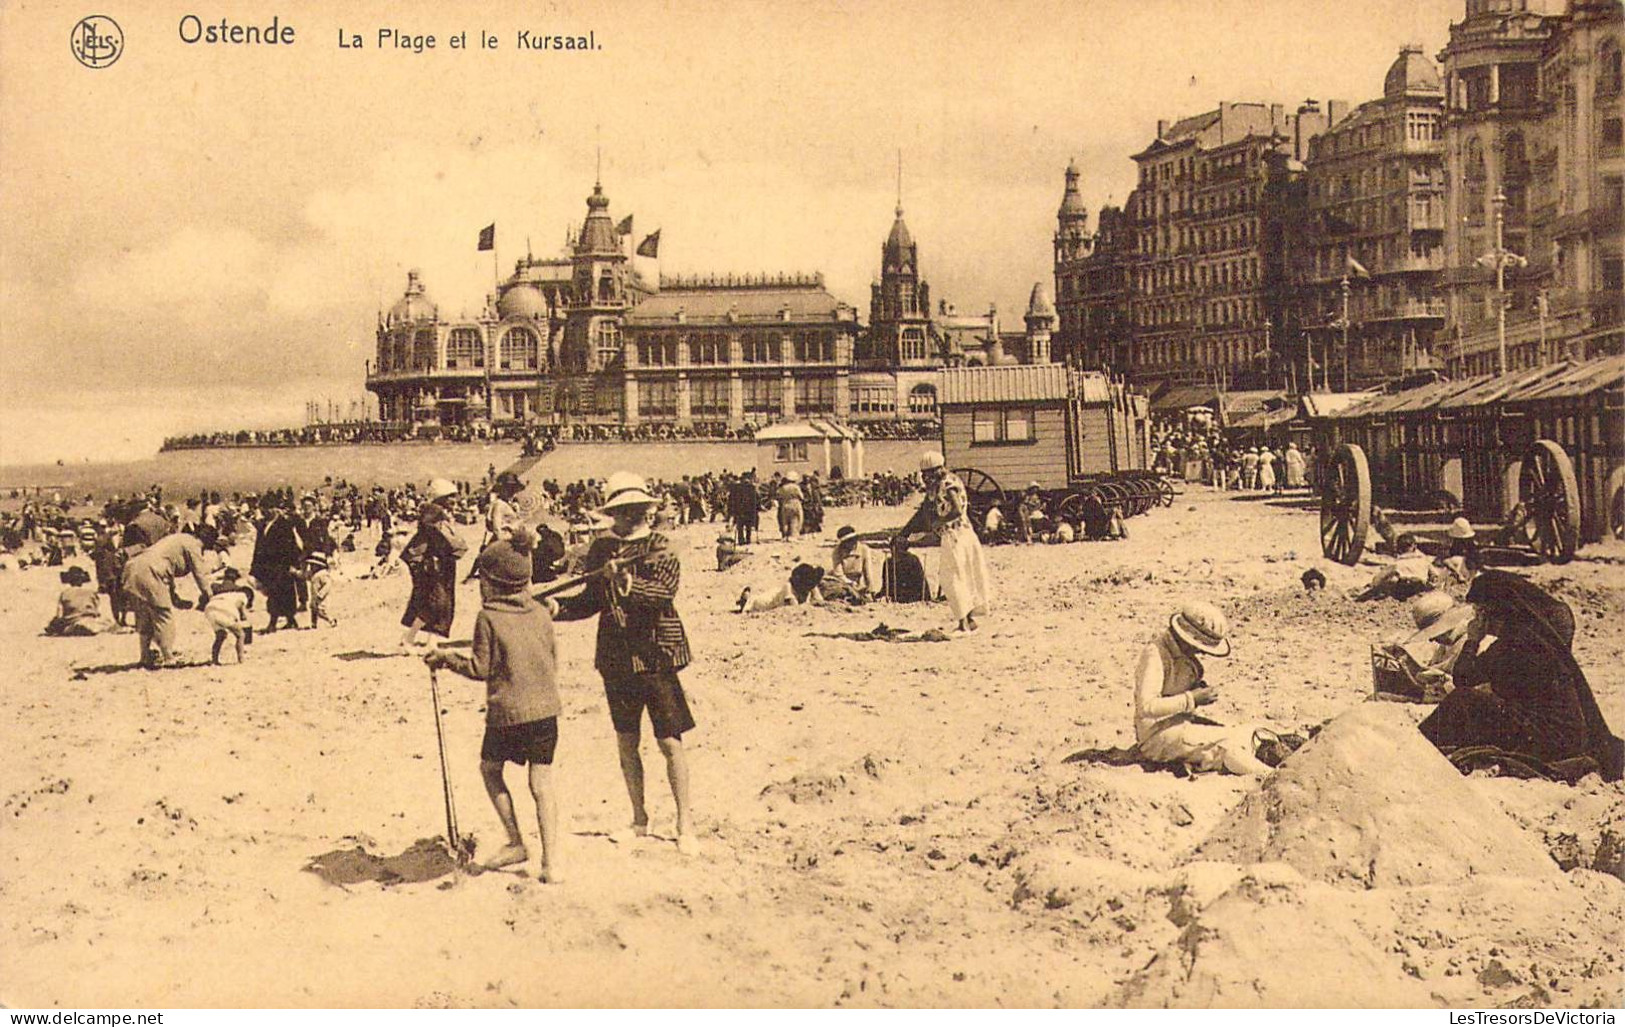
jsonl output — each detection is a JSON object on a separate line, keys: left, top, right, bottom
{"left": 365, "top": 178, "right": 1061, "bottom": 432}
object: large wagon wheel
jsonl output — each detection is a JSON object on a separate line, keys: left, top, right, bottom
{"left": 951, "top": 467, "right": 1006, "bottom": 530}
{"left": 1519, "top": 440, "right": 1580, "bottom": 564}
{"left": 1157, "top": 476, "right": 1176, "bottom": 507}
{"left": 1057, "top": 492, "right": 1086, "bottom": 527}
{"left": 1320, "top": 443, "right": 1371, "bottom": 566}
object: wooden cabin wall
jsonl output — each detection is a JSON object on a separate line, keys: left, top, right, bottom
{"left": 942, "top": 404, "right": 1071, "bottom": 491}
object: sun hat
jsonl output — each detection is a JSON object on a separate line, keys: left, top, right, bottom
{"left": 59, "top": 566, "right": 91, "bottom": 586}
{"left": 493, "top": 471, "right": 525, "bottom": 497}
{"left": 836, "top": 525, "right": 857, "bottom": 542}
{"left": 427, "top": 478, "right": 457, "bottom": 501}
{"left": 919, "top": 450, "right": 945, "bottom": 472}
{"left": 1170, "top": 600, "right": 1232, "bottom": 657}
{"left": 785, "top": 471, "right": 801, "bottom": 482}
{"left": 1408, "top": 591, "right": 1455, "bottom": 631}
{"left": 600, "top": 471, "right": 658, "bottom": 511}
{"left": 1447, "top": 517, "right": 1476, "bottom": 540}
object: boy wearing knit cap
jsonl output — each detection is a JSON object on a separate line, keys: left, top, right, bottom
{"left": 424, "top": 527, "right": 564, "bottom": 882}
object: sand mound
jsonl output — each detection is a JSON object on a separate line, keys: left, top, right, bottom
{"left": 1196, "top": 704, "right": 1556, "bottom": 888}
{"left": 1115, "top": 867, "right": 1434, "bottom": 1008}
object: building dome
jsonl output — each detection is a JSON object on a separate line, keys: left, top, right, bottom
{"left": 1058, "top": 159, "right": 1088, "bottom": 220}
{"left": 388, "top": 269, "right": 437, "bottom": 324}
{"left": 1384, "top": 44, "right": 1442, "bottom": 98}
{"left": 1026, "top": 281, "right": 1057, "bottom": 320}
{"left": 575, "top": 182, "right": 621, "bottom": 256}
{"left": 497, "top": 283, "right": 547, "bottom": 319}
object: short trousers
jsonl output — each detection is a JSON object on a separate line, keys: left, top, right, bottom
{"left": 480, "top": 717, "right": 559, "bottom": 765}
{"left": 603, "top": 671, "right": 695, "bottom": 740}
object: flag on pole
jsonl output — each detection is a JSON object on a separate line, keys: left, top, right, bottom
{"left": 1346, "top": 255, "right": 1370, "bottom": 278}
{"left": 636, "top": 230, "right": 661, "bottom": 258}
{"left": 615, "top": 214, "right": 634, "bottom": 236}
{"left": 477, "top": 224, "right": 495, "bottom": 252}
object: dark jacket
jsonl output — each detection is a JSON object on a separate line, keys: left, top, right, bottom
{"left": 553, "top": 530, "right": 690, "bottom": 677}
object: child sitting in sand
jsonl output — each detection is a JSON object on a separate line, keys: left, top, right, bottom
{"left": 205, "top": 567, "right": 255, "bottom": 664}
{"left": 424, "top": 527, "right": 563, "bottom": 882}
{"left": 302, "top": 551, "right": 338, "bottom": 628}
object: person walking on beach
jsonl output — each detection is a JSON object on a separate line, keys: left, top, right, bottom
{"left": 776, "top": 472, "right": 805, "bottom": 540}
{"left": 729, "top": 471, "right": 760, "bottom": 546}
{"left": 896, "top": 451, "right": 993, "bottom": 633}
{"left": 250, "top": 496, "right": 305, "bottom": 633}
{"left": 399, "top": 479, "right": 467, "bottom": 647}
{"left": 549, "top": 472, "right": 700, "bottom": 856}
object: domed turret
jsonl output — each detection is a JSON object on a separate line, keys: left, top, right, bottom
{"left": 497, "top": 283, "right": 547, "bottom": 319}
{"left": 1026, "top": 281, "right": 1057, "bottom": 322}
{"left": 575, "top": 182, "right": 621, "bottom": 256}
{"left": 387, "top": 269, "right": 437, "bottom": 325}
{"left": 1383, "top": 44, "right": 1442, "bottom": 98}
{"left": 1057, "top": 159, "right": 1088, "bottom": 221}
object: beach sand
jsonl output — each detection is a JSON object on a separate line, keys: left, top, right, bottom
{"left": 2, "top": 481, "right": 1622, "bottom": 1007}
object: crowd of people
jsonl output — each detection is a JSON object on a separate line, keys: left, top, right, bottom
{"left": 15, "top": 437, "right": 1621, "bottom": 883}
{"left": 163, "top": 418, "right": 943, "bottom": 453}
{"left": 1150, "top": 423, "right": 1315, "bottom": 494}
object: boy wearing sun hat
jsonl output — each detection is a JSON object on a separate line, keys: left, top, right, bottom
{"left": 1132, "top": 600, "right": 1272, "bottom": 776}
{"left": 550, "top": 472, "right": 701, "bottom": 856}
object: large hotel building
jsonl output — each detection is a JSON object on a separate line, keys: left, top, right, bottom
{"left": 366, "top": 182, "right": 1059, "bottom": 431}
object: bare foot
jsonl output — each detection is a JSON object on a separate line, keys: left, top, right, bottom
{"left": 483, "top": 843, "right": 529, "bottom": 870}
{"left": 676, "top": 833, "right": 702, "bottom": 857}
{"left": 540, "top": 863, "right": 564, "bottom": 884}
{"left": 607, "top": 823, "right": 649, "bottom": 845}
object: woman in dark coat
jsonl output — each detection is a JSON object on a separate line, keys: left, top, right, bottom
{"left": 399, "top": 499, "right": 467, "bottom": 645}
{"left": 729, "top": 472, "right": 760, "bottom": 546}
{"left": 1420, "top": 570, "right": 1622, "bottom": 782}
{"left": 250, "top": 498, "right": 305, "bottom": 632}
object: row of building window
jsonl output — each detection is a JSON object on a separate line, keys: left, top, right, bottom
{"left": 636, "top": 329, "right": 839, "bottom": 367}
{"left": 376, "top": 326, "right": 543, "bottom": 373}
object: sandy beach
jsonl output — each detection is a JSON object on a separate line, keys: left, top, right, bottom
{"left": 2, "top": 476, "right": 1622, "bottom": 1008}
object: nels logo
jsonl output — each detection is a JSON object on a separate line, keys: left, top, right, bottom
{"left": 70, "top": 15, "right": 123, "bottom": 68}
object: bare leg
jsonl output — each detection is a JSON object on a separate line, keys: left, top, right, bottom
{"left": 400, "top": 617, "right": 424, "bottom": 647}
{"left": 233, "top": 628, "right": 244, "bottom": 664}
{"left": 657, "top": 735, "right": 693, "bottom": 840}
{"left": 211, "top": 631, "right": 225, "bottom": 665}
{"left": 615, "top": 732, "right": 649, "bottom": 831}
{"left": 529, "top": 764, "right": 560, "bottom": 882}
{"left": 480, "top": 759, "right": 528, "bottom": 867}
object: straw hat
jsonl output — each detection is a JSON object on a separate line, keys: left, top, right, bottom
{"left": 427, "top": 478, "right": 457, "bottom": 501}
{"left": 1170, "top": 601, "right": 1232, "bottom": 657}
{"left": 1408, "top": 591, "right": 1455, "bottom": 631}
{"left": 1447, "top": 517, "right": 1476, "bottom": 540}
{"left": 59, "top": 565, "right": 91, "bottom": 586}
{"left": 600, "top": 472, "right": 657, "bottom": 511}
{"left": 785, "top": 471, "right": 801, "bottom": 482}
{"left": 919, "top": 450, "right": 945, "bottom": 472}
{"left": 493, "top": 471, "right": 525, "bottom": 497}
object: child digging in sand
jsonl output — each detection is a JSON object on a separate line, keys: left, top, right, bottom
{"left": 205, "top": 567, "right": 255, "bottom": 664}
{"left": 423, "top": 527, "right": 564, "bottom": 881}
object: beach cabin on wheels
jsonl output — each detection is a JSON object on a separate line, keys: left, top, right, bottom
{"left": 753, "top": 420, "right": 866, "bottom": 480}
{"left": 937, "top": 364, "right": 1149, "bottom": 491}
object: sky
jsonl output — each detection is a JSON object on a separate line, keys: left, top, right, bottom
{"left": 0, "top": 0, "right": 1463, "bottom": 464}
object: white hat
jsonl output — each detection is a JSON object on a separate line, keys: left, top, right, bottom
{"left": 427, "top": 478, "right": 457, "bottom": 501}
{"left": 1408, "top": 591, "right": 1455, "bottom": 631}
{"left": 1447, "top": 517, "right": 1476, "bottom": 540}
{"left": 785, "top": 471, "right": 801, "bottom": 482}
{"left": 919, "top": 450, "right": 945, "bottom": 472}
{"left": 600, "top": 471, "right": 657, "bottom": 510}
{"left": 1170, "top": 601, "right": 1232, "bottom": 657}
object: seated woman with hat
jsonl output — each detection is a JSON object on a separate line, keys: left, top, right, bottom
{"left": 44, "top": 565, "right": 114, "bottom": 636}
{"left": 1420, "top": 570, "right": 1622, "bottom": 782}
{"left": 826, "top": 525, "right": 878, "bottom": 602}
{"left": 1133, "top": 601, "right": 1273, "bottom": 776}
